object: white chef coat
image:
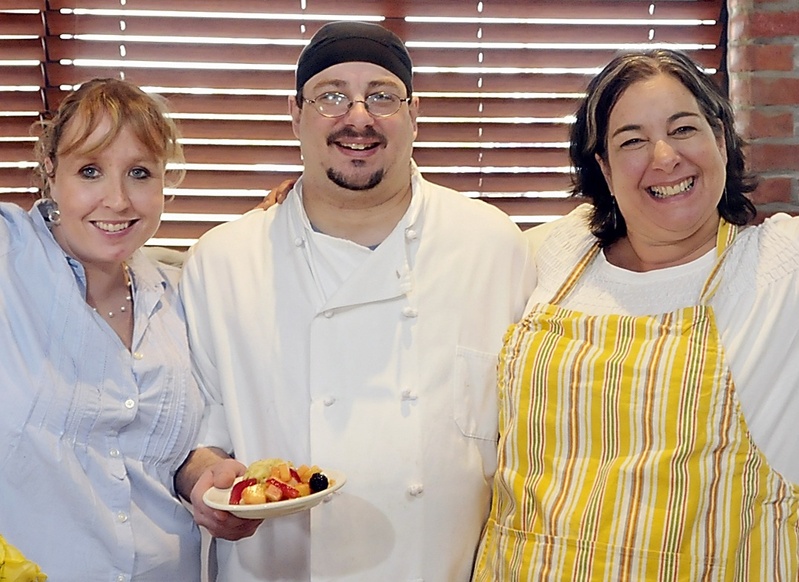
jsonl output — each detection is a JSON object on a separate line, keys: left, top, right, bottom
{"left": 180, "top": 168, "right": 535, "bottom": 582}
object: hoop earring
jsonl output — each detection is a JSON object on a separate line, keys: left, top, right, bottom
{"left": 40, "top": 198, "right": 61, "bottom": 226}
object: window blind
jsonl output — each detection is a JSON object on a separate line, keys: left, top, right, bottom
{"left": 1, "top": 0, "right": 725, "bottom": 248}
{"left": 0, "top": 0, "right": 45, "bottom": 207}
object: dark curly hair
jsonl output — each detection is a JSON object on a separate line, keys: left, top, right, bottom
{"left": 569, "top": 49, "right": 757, "bottom": 247}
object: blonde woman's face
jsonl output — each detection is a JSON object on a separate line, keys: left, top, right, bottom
{"left": 48, "top": 114, "right": 165, "bottom": 268}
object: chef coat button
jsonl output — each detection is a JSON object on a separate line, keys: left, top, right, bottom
{"left": 294, "top": 237, "right": 304, "bottom": 247}
{"left": 323, "top": 397, "right": 336, "bottom": 406}
{"left": 401, "top": 389, "right": 418, "bottom": 401}
{"left": 323, "top": 310, "right": 334, "bottom": 318}
{"left": 408, "top": 484, "right": 424, "bottom": 497}
{"left": 132, "top": 352, "right": 143, "bottom": 360}
{"left": 401, "top": 306, "right": 418, "bottom": 318}
{"left": 117, "top": 511, "right": 128, "bottom": 523}
{"left": 405, "top": 228, "right": 417, "bottom": 240}
{"left": 124, "top": 398, "right": 136, "bottom": 409}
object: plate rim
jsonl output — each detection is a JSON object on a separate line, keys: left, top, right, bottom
{"left": 202, "top": 469, "right": 346, "bottom": 516}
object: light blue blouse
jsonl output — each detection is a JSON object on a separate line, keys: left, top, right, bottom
{"left": 0, "top": 202, "right": 204, "bottom": 581}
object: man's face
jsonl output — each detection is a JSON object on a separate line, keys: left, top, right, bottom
{"left": 290, "top": 61, "right": 418, "bottom": 200}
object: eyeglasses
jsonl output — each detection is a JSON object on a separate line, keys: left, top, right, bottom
{"left": 303, "top": 91, "right": 411, "bottom": 118}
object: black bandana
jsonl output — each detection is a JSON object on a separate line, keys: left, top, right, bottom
{"left": 296, "top": 21, "right": 413, "bottom": 96}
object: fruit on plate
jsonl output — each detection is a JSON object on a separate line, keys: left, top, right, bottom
{"left": 229, "top": 458, "right": 332, "bottom": 505}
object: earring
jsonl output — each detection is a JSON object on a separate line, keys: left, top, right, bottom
{"left": 611, "top": 196, "right": 618, "bottom": 231}
{"left": 40, "top": 198, "right": 61, "bottom": 226}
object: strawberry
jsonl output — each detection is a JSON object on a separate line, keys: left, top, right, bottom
{"left": 228, "top": 478, "right": 257, "bottom": 505}
{"left": 289, "top": 468, "right": 302, "bottom": 483}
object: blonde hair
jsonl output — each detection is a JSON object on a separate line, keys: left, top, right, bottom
{"left": 33, "top": 78, "right": 184, "bottom": 197}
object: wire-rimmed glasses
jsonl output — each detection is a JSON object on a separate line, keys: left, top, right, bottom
{"left": 303, "top": 91, "right": 411, "bottom": 118}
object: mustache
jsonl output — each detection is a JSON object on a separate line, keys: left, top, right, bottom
{"left": 327, "top": 127, "right": 387, "bottom": 147}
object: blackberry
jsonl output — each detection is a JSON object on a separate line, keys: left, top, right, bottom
{"left": 309, "top": 472, "right": 329, "bottom": 493}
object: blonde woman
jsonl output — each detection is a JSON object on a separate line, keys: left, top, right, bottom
{"left": 0, "top": 79, "right": 204, "bottom": 581}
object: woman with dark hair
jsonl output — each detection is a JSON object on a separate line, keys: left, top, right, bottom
{"left": 572, "top": 48, "right": 757, "bottom": 246}
{"left": 473, "top": 49, "right": 799, "bottom": 580}
{"left": 0, "top": 78, "right": 204, "bottom": 580}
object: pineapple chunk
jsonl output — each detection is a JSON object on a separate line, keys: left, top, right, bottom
{"left": 264, "top": 482, "right": 283, "bottom": 502}
{"left": 241, "top": 483, "right": 267, "bottom": 505}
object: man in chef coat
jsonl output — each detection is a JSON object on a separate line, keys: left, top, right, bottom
{"left": 176, "top": 20, "right": 535, "bottom": 582}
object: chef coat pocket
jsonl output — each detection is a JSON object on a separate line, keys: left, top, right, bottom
{"left": 453, "top": 346, "right": 499, "bottom": 442}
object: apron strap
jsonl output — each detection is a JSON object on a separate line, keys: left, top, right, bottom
{"left": 699, "top": 218, "right": 739, "bottom": 303}
{"left": 550, "top": 242, "right": 601, "bottom": 304}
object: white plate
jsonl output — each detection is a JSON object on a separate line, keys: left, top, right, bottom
{"left": 202, "top": 470, "right": 346, "bottom": 519}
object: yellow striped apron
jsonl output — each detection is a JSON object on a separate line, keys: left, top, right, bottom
{"left": 474, "top": 222, "right": 799, "bottom": 581}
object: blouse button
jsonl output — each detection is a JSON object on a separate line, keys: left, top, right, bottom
{"left": 323, "top": 397, "right": 336, "bottom": 407}
{"left": 109, "top": 448, "right": 120, "bottom": 458}
{"left": 124, "top": 398, "right": 136, "bottom": 409}
{"left": 132, "top": 352, "right": 144, "bottom": 360}
{"left": 405, "top": 229, "right": 417, "bottom": 240}
{"left": 294, "top": 237, "right": 304, "bottom": 247}
{"left": 408, "top": 484, "right": 424, "bottom": 497}
{"left": 116, "top": 576, "right": 126, "bottom": 582}
{"left": 117, "top": 511, "right": 128, "bottom": 523}
{"left": 401, "top": 306, "right": 418, "bottom": 318}
{"left": 401, "top": 389, "right": 418, "bottom": 401}
{"left": 323, "top": 310, "right": 334, "bottom": 318}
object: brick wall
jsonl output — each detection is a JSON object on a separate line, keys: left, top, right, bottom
{"left": 727, "top": 0, "right": 799, "bottom": 215}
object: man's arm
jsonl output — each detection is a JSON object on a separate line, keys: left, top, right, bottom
{"left": 175, "top": 446, "right": 263, "bottom": 540}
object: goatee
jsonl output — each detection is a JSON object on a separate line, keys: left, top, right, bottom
{"left": 326, "top": 168, "right": 385, "bottom": 191}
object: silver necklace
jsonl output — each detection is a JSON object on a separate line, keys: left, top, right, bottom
{"left": 92, "top": 264, "right": 133, "bottom": 318}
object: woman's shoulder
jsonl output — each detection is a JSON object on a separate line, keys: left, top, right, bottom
{"left": 525, "top": 204, "right": 593, "bottom": 253}
{"left": 721, "top": 213, "right": 799, "bottom": 293}
{"left": 739, "top": 213, "right": 799, "bottom": 264}
{"left": 529, "top": 204, "right": 595, "bottom": 260}
{"left": 0, "top": 202, "right": 41, "bottom": 256}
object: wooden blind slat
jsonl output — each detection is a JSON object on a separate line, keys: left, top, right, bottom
{"left": 0, "top": 12, "right": 42, "bottom": 35}
{"left": 0, "top": 38, "right": 44, "bottom": 60}
{"left": 45, "top": 0, "right": 721, "bottom": 20}
{"left": 1, "top": 0, "right": 44, "bottom": 9}
{"left": 43, "top": 38, "right": 723, "bottom": 73}
{"left": 0, "top": 143, "right": 38, "bottom": 164}
{"left": 0, "top": 92, "right": 44, "bottom": 112}
{"left": 0, "top": 66, "right": 43, "bottom": 85}
{"left": 0, "top": 168, "right": 36, "bottom": 189}
{"left": 44, "top": 62, "right": 599, "bottom": 95}
{"left": 160, "top": 94, "right": 583, "bottom": 119}
{"left": 44, "top": 15, "right": 722, "bottom": 47}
